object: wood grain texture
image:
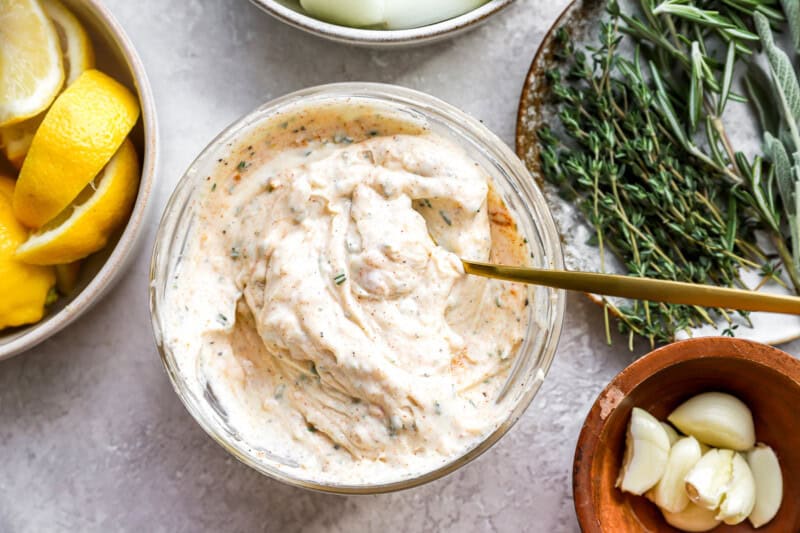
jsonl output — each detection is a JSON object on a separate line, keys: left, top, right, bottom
{"left": 574, "top": 337, "right": 800, "bottom": 532}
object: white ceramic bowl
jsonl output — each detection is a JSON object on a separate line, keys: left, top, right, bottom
{"left": 248, "top": 0, "right": 515, "bottom": 47}
{"left": 0, "top": 0, "right": 158, "bottom": 360}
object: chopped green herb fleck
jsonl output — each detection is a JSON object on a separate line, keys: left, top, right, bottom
{"left": 211, "top": 183, "right": 217, "bottom": 191}
{"left": 230, "top": 247, "right": 241, "bottom": 260}
{"left": 216, "top": 313, "right": 228, "bottom": 325}
{"left": 439, "top": 210, "right": 452, "bottom": 226}
{"left": 274, "top": 384, "right": 286, "bottom": 400}
{"left": 333, "top": 272, "right": 347, "bottom": 285}
{"left": 307, "top": 424, "right": 317, "bottom": 433}
{"left": 237, "top": 161, "right": 248, "bottom": 171}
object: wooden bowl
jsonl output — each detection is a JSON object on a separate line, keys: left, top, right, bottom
{"left": 574, "top": 337, "right": 800, "bottom": 532}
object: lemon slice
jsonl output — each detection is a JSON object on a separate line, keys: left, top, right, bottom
{"left": 0, "top": 175, "right": 56, "bottom": 329}
{"left": 16, "top": 139, "right": 139, "bottom": 265}
{"left": 44, "top": 0, "right": 95, "bottom": 86}
{"left": 0, "top": 0, "right": 64, "bottom": 127}
{"left": 13, "top": 69, "right": 139, "bottom": 228}
{"left": 0, "top": 0, "right": 95, "bottom": 168}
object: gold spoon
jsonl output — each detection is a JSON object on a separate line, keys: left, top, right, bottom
{"left": 462, "top": 260, "right": 800, "bottom": 314}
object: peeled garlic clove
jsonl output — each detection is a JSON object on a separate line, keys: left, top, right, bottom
{"left": 716, "top": 452, "right": 756, "bottom": 525}
{"left": 662, "top": 502, "right": 722, "bottom": 532}
{"left": 684, "top": 448, "right": 734, "bottom": 509}
{"left": 747, "top": 444, "right": 783, "bottom": 527}
{"left": 661, "top": 421, "right": 680, "bottom": 446}
{"left": 616, "top": 407, "right": 671, "bottom": 495}
{"left": 652, "top": 436, "right": 703, "bottom": 513}
{"left": 668, "top": 392, "right": 755, "bottom": 451}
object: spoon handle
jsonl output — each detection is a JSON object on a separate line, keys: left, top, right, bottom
{"left": 462, "top": 260, "right": 800, "bottom": 314}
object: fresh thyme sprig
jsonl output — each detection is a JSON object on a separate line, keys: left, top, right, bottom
{"left": 540, "top": 19, "right": 764, "bottom": 347}
{"left": 607, "top": 0, "right": 800, "bottom": 292}
{"left": 537, "top": 0, "right": 800, "bottom": 347}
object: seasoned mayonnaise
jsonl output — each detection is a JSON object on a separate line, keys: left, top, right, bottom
{"left": 163, "top": 102, "right": 532, "bottom": 485}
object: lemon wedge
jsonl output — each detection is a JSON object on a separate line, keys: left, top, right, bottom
{"left": 0, "top": 175, "right": 56, "bottom": 329}
{"left": 0, "top": 0, "right": 95, "bottom": 168}
{"left": 0, "top": 114, "right": 43, "bottom": 170}
{"left": 13, "top": 69, "right": 139, "bottom": 228}
{"left": 16, "top": 139, "right": 139, "bottom": 265}
{"left": 0, "top": 0, "right": 64, "bottom": 127}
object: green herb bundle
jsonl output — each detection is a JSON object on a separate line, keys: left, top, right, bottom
{"left": 749, "top": 9, "right": 800, "bottom": 296}
{"left": 536, "top": 0, "right": 800, "bottom": 347}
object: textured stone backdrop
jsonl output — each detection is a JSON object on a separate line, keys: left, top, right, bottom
{"left": 2, "top": 1, "right": 797, "bottom": 531}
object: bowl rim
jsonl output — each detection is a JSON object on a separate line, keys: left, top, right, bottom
{"left": 0, "top": 0, "right": 159, "bottom": 361}
{"left": 247, "top": 0, "right": 515, "bottom": 46}
{"left": 149, "top": 81, "right": 566, "bottom": 494}
{"left": 573, "top": 337, "right": 800, "bottom": 532}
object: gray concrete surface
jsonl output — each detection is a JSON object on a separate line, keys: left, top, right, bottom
{"left": 2, "top": 1, "right": 798, "bottom": 531}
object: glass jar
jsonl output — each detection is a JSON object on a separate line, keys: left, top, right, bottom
{"left": 149, "top": 83, "right": 565, "bottom": 493}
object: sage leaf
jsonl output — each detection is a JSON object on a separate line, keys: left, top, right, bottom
{"left": 745, "top": 62, "right": 781, "bottom": 135}
{"left": 755, "top": 12, "right": 800, "bottom": 148}
{"left": 764, "top": 132, "right": 794, "bottom": 216}
{"left": 781, "top": 0, "right": 800, "bottom": 53}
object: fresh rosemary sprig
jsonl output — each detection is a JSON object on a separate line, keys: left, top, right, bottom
{"left": 609, "top": 0, "right": 800, "bottom": 292}
{"left": 540, "top": 18, "right": 765, "bottom": 347}
{"left": 538, "top": 0, "right": 800, "bottom": 347}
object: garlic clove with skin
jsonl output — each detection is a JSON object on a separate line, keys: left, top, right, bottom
{"left": 650, "top": 436, "right": 703, "bottom": 513}
{"left": 616, "top": 407, "right": 671, "bottom": 495}
{"left": 668, "top": 392, "right": 755, "bottom": 451}
{"left": 662, "top": 502, "right": 722, "bottom": 532}
{"left": 684, "top": 448, "right": 734, "bottom": 510}
{"left": 747, "top": 444, "right": 783, "bottom": 528}
{"left": 716, "top": 452, "right": 756, "bottom": 525}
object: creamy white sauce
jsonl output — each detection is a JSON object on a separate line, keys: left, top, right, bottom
{"left": 163, "top": 103, "right": 532, "bottom": 485}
